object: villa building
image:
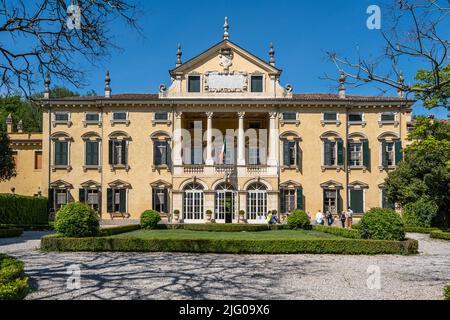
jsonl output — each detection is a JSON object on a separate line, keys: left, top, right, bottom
{"left": 0, "top": 18, "right": 415, "bottom": 223}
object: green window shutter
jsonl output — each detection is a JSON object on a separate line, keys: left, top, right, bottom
{"left": 98, "top": 190, "right": 102, "bottom": 214}
{"left": 363, "top": 140, "right": 370, "bottom": 167}
{"left": 163, "top": 189, "right": 169, "bottom": 213}
{"left": 283, "top": 141, "right": 290, "bottom": 166}
{"left": 296, "top": 188, "right": 303, "bottom": 210}
{"left": 48, "top": 189, "right": 55, "bottom": 212}
{"left": 92, "top": 142, "right": 99, "bottom": 166}
{"left": 322, "top": 189, "right": 326, "bottom": 213}
{"left": 381, "top": 142, "right": 388, "bottom": 167}
{"left": 337, "top": 140, "right": 344, "bottom": 166}
{"left": 79, "top": 189, "right": 86, "bottom": 203}
{"left": 151, "top": 188, "right": 156, "bottom": 211}
{"left": 324, "top": 141, "right": 332, "bottom": 166}
{"left": 107, "top": 189, "right": 113, "bottom": 213}
{"left": 296, "top": 141, "right": 301, "bottom": 168}
{"left": 337, "top": 189, "right": 342, "bottom": 213}
{"left": 108, "top": 140, "right": 114, "bottom": 164}
{"left": 119, "top": 189, "right": 127, "bottom": 213}
{"left": 347, "top": 142, "right": 351, "bottom": 166}
{"left": 121, "top": 141, "right": 127, "bottom": 165}
{"left": 350, "top": 189, "right": 364, "bottom": 213}
{"left": 395, "top": 140, "right": 403, "bottom": 164}
{"left": 280, "top": 190, "right": 286, "bottom": 213}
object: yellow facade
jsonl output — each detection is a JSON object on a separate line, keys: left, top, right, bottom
{"left": 1, "top": 26, "right": 414, "bottom": 222}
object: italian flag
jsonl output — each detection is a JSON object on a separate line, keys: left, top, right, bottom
{"left": 219, "top": 138, "right": 226, "bottom": 164}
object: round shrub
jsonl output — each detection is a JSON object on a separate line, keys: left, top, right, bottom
{"left": 360, "top": 208, "right": 405, "bottom": 240}
{"left": 286, "top": 210, "right": 311, "bottom": 230}
{"left": 140, "top": 210, "right": 161, "bottom": 229}
{"left": 403, "top": 198, "right": 438, "bottom": 228}
{"left": 54, "top": 202, "right": 99, "bottom": 237}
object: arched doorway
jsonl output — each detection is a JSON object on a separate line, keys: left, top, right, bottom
{"left": 215, "top": 183, "right": 236, "bottom": 224}
{"left": 183, "top": 183, "right": 204, "bottom": 223}
{"left": 247, "top": 183, "right": 267, "bottom": 222}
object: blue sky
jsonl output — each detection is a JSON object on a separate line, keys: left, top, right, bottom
{"left": 56, "top": 0, "right": 448, "bottom": 118}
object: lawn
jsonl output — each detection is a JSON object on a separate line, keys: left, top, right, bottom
{"left": 113, "top": 229, "right": 344, "bottom": 240}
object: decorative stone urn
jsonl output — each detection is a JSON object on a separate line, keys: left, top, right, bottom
{"left": 173, "top": 210, "right": 180, "bottom": 223}
{"left": 206, "top": 210, "right": 213, "bottom": 223}
{"left": 238, "top": 210, "right": 246, "bottom": 223}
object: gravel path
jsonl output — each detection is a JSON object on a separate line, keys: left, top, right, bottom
{"left": 1, "top": 232, "right": 449, "bottom": 300}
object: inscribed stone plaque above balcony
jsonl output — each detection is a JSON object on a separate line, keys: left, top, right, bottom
{"left": 205, "top": 71, "right": 248, "bottom": 93}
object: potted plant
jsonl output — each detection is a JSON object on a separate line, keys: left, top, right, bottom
{"left": 206, "top": 210, "right": 213, "bottom": 222}
{"left": 239, "top": 210, "right": 246, "bottom": 223}
{"left": 173, "top": 209, "right": 180, "bottom": 223}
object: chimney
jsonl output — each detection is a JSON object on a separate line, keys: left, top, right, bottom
{"left": 176, "top": 44, "right": 182, "bottom": 67}
{"left": 269, "top": 43, "right": 275, "bottom": 67}
{"left": 6, "top": 114, "right": 13, "bottom": 133}
{"left": 17, "top": 120, "right": 23, "bottom": 133}
{"left": 44, "top": 72, "right": 51, "bottom": 99}
{"left": 338, "top": 71, "right": 346, "bottom": 99}
{"left": 105, "top": 71, "right": 111, "bottom": 98}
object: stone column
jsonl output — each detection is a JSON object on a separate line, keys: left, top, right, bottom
{"left": 237, "top": 112, "right": 246, "bottom": 166}
{"left": 205, "top": 112, "right": 214, "bottom": 165}
{"left": 267, "top": 112, "right": 278, "bottom": 166}
{"left": 173, "top": 112, "right": 183, "bottom": 166}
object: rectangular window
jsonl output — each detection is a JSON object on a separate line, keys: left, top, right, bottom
{"left": 350, "top": 189, "right": 364, "bottom": 213}
{"left": 55, "top": 112, "right": 69, "bottom": 122}
{"left": 108, "top": 189, "right": 127, "bottom": 213}
{"left": 251, "top": 75, "right": 263, "bottom": 93}
{"left": 282, "top": 112, "right": 296, "bottom": 121}
{"left": 188, "top": 76, "right": 201, "bottom": 93}
{"left": 154, "top": 112, "right": 169, "bottom": 121}
{"left": 191, "top": 146, "right": 203, "bottom": 165}
{"left": 109, "top": 140, "right": 127, "bottom": 165}
{"left": 381, "top": 189, "right": 395, "bottom": 209}
{"left": 348, "top": 113, "right": 363, "bottom": 123}
{"left": 85, "top": 141, "right": 100, "bottom": 166}
{"left": 248, "top": 122, "right": 261, "bottom": 130}
{"left": 324, "top": 189, "right": 337, "bottom": 213}
{"left": 153, "top": 188, "right": 168, "bottom": 213}
{"left": 34, "top": 151, "right": 42, "bottom": 170}
{"left": 324, "top": 141, "right": 337, "bottom": 166}
{"left": 112, "top": 112, "right": 127, "bottom": 121}
{"left": 283, "top": 141, "right": 296, "bottom": 166}
{"left": 54, "top": 141, "right": 68, "bottom": 166}
{"left": 381, "top": 112, "right": 395, "bottom": 122}
{"left": 55, "top": 189, "right": 68, "bottom": 210}
{"left": 280, "top": 189, "right": 296, "bottom": 213}
{"left": 85, "top": 113, "right": 100, "bottom": 122}
{"left": 248, "top": 146, "right": 260, "bottom": 165}
{"left": 385, "top": 142, "right": 395, "bottom": 166}
{"left": 154, "top": 141, "right": 169, "bottom": 166}
{"left": 323, "top": 112, "right": 338, "bottom": 121}
{"left": 349, "top": 142, "right": 362, "bottom": 167}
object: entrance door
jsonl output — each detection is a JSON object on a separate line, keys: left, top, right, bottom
{"left": 225, "top": 193, "right": 233, "bottom": 223}
{"left": 216, "top": 190, "right": 235, "bottom": 223}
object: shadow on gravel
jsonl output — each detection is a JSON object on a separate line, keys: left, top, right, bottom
{"left": 0, "top": 231, "right": 54, "bottom": 246}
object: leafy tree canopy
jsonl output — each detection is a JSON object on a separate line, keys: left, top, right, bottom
{"left": 414, "top": 64, "right": 450, "bottom": 109}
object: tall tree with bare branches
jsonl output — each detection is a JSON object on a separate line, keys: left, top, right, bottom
{"left": 325, "top": 0, "right": 450, "bottom": 109}
{"left": 0, "top": 0, "right": 139, "bottom": 96}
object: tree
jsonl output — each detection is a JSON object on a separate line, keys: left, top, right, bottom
{"left": 0, "top": 96, "right": 41, "bottom": 132}
{"left": 0, "top": 0, "right": 139, "bottom": 96}
{"left": 384, "top": 116, "right": 450, "bottom": 227}
{"left": 0, "top": 130, "right": 16, "bottom": 181}
{"left": 326, "top": 0, "right": 450, "bottom": 108}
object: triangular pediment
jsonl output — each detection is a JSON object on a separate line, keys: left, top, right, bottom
{"left": 170, "top": 40, "right": 281, "bottom": 76}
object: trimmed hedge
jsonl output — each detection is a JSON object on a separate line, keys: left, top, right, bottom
{"left": 41, "top": 234, "right": 419, "bottom": 255}
{"left": 405, "top": 226, "right": 440, "bottom": 234}
{"left": 430, "top": 230, "right": 450, "bottom": 241}
{"left": 140, "top": 210, "right": 161, "bottom": 229}
{"left": 444, "top": 285, "right": 450, "bottom": 300}
{"left": 159, "top": 224, "right": 275, "bottom": 232}
{"left": 0, "top": 194, "right": 48, "bottom": 225}
{"left": 55, "top": 202, "right": 99, "bottom": 237}
{"left": 287, "top": 210, "right": 311, "bottom": 230}
{"left": 99, "top": 224, "right": 141, "bottom": 237}
{"left": 360, "top": 208, "right": 405, "bottom": 240}
{"left": 0, "top": 254, "right": 29, "bottom": 300}
{"left": 312, "top": 225, "right": 361, "bottom": 239}
{"left": 0, "top": 226, "right": 23, "bottom": 238}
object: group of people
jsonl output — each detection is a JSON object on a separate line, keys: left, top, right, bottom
{"left": 310, "top": 208, "right": 354, "bottom": 228}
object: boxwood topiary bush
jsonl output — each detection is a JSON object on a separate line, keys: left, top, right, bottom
{"left": 444, "top": 285, "right": 450, "bottom": 300}
{"left": 54, "top": 202, "right": 99, "bottom": 237}
{"left": 360, "top": 208, "right": 405, "bottom": 240}
{"left": 287, "top": 210, "right": 311, "bottom": 230}
{"left": 403, "top": 198, "right": 438, "bottom": 228}
{"left": 0, "top": 254, "right": 29, "bottom": 300}
{"left": 140, "top": 210, "right": 161, "bottom": 229}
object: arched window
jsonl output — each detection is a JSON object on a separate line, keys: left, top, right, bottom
{"left": 183, "top": 183, "right": 204, "bottom": 222}
{"left": 215, "top": 183, "right": 235, "bottom": 223}
{"left": 247, "top": 183, "right": 267, "bottom": 222}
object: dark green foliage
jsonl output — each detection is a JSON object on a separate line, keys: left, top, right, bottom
{"left": 444, "top": 285, "right": 450, "bottom": 300}
{"left": 0, "top": 131, "right": 16, "bottom": 181}
{"left": 140, "top": 210, "right": 161, "bottom": 230}
{"left": 286, "top": 210, "right": 311, "bottom": 230}
{"left": 160, "top": 224, "right": 273, "bottom": 232}
{"left": 430, "top": 230, "right": 450, "bottom": 240}
{"left": 403, "top": 198, "right": 438, "bottom": 228}
{"left": 0, "top": 194, "right": 48, "bottom": 225}
{"left": 404, "top": 226, "right": 440, "bottom": 234}
{"left": 352, "top": 223, "right": 361, "bottom": 230}
{"left": 40, "top": 234, "right": 418, "bottom": 255}
{"left": 0, "top": 95, "right": 41, "bottom": 132}
{"left": 0, "top": 254, "right": 29, "bottom": 300}
{"left": 54, "top": 202, "right": 99, "bottom": 237}
{"left": 360, "top": 208, "right": 405, "bottom": 240}
{"left": 312, "top": 225, "right": 361, "bottom": 239}
{"left": 0, "top": 226, "right": 23, "bottom": 238}
{"left": 99, "top": 224, "right": 141, "bottom": 236}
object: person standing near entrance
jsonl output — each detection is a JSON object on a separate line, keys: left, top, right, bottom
{"left": 316, "top": 210, "right": 324, "bottom": 225}
{"left": 346, "top": 207, "right": 354, "bottom": 228}
{"left": 340, "top": 211, "right": 346, "bottom": 228}
{"left": 326, "top": 210, "right": 334, "bottom": 226}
